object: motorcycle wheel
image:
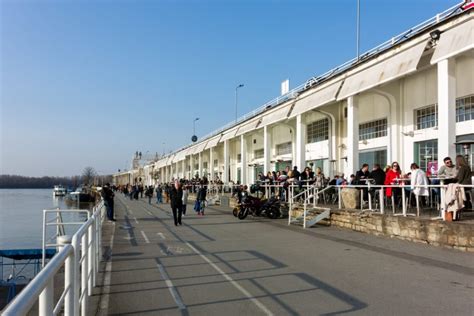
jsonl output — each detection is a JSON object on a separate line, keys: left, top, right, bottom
{"left": 232, "top": 207, "right": 239, "bottom": 217}
{"left": 267, "top": 208, "right": 280, "bottom": 219}
{"left": 238, "top": 208, "right": 249, "bottom": 220}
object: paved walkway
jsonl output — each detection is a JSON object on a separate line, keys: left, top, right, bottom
{"left": 93, "top": 195, "right": 474, "bottom": 315}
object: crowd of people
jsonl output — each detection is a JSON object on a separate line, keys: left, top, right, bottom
{"left": 110, "top": 154, "right": 471, "bottom": 223}
{"left": 254, "top": 155, "right": 472, "bottom": 209}
{"left": 116, "top": 177, "right": 211, "bottom": 226}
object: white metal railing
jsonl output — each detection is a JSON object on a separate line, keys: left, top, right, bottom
{"left": 288, "top": 182, "right": 474, "bottom": 227}
{"left": 3, "top": 200, "right": 106, "bottom": 316}
{"left": 287, "top": 183, "right": 473, "bottom": 222}
{"left": 154, "top": 1, "right": 466, "bottom": 164}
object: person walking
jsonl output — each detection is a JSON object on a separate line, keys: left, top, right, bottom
{"left": 156, "top": 184, "right": 163, "bottom": 203}
{"left": 182, "top": 185, "right": 189, "bottom": 216}
{"left": 170, "top": 181, "right": 183, "bottom": 226}
{"left": 197, "top": 183, "right": 207, "bottom": 215}
{"left": 145, "top": 186, "right": 153, "bottom": 204}
{"left": 101, "top": 183, "right": 115, "bottom": 221}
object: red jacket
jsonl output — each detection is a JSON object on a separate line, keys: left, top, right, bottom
{"left": 384, "top": 169, "right": 401, "bottom": 197}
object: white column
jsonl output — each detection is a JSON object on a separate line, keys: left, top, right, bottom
{"left": 223, "top": 140, "right": 230, "bottom": 184}
{"left": 182, "top": 159, "right": 186, "bottom": 179}
{"left": 437, "top": 58, "right": 457, "bottom": 160}
{"left": 190, "top": 155, "right": 194, "bottom": 179}
{"left": 295, "top": 114, "right": 306, "bottom": 171}
{"left": 347, "top": 96, "right": 359, "bottom": 175}
{"left": 198, "top": 152, "right": 203, "bottom": 178}
{"left": 263, "top": 125, "right": 272, "bottom": 173}
{"left": 209, "top": 148, "right": 214, "bottom": 179}
{"left": 241, "top": 135, "right": 248, "bottom": 185}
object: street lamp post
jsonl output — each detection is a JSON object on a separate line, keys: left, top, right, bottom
{"left": 235, "top": 84, "right": 244, "bottom": 123}
{"left": 192, "top": 118, "right": 199, "bottom": 142}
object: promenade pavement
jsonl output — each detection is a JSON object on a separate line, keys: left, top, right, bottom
{"left": 92, "top": 194, "right": 474, "bottom": 315}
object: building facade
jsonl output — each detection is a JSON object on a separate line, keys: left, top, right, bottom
{"left": 115, "top": 4, "right": 474, "bottom": 187}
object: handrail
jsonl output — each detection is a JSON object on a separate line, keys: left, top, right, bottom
{"left": 153, "top": 1, "right": 466, "bottom": 164}
{"left": 2, "top": 245, "right": 74, "bottom": 316}
{"left": 3, "top": 200, "right": 106, "bottom": 316}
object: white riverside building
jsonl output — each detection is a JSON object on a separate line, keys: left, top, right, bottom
{"left": 114, "top": 4, "right": 474, "bottom": 187}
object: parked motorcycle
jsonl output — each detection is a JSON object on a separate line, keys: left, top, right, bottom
{"left": 237, "top": 195, "right": 267, "bottom": 220}
{"left": 260, "top": 196, "right": 281, "bottom": 219}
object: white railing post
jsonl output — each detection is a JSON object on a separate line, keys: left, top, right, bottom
{"left": 65, "top": 251, "right": 75, "bottom": 316}
{"left": 303, "top": 202, "right": 307, "bottom": 229}
{"left": 81, "top": 232, "right": 89, "bottom": 316}
{"left": 88, "top": 220, "right": 94, "bottom": 293}
{"left": 288, "top": 194, "right": 292, "bottom": 225}
{"left": 379, "top": 189, "right": 384, "bottom": 214}
{"left": 402, "top": 185, "right": 407, "bottom": 217}
{"left": 72, "top": 235, "right": 80, "bottom": 316}
{"left": 42, "top": 210, "right": 47, "bottom": 268}
{"left": 440, "top": 184, "right": 446, "bottom": 220}
{"left": 39, "top": 280, "right": 54, "bottom": 316}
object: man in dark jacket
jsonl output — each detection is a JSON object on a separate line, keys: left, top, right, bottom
{"left": 370, "top": 164, "right": 386, "bottom": 186}
{"left": 101, "top": 183, "right": 115, "bottom": 221}
{"left": 355, "top": 164, "right": 370, "bottom": 202}
{"left": 170, "top": 181, "right": 183, "bottom": 226}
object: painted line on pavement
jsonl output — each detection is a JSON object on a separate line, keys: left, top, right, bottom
{"left": 140, "top": 230, "right": 150, "bottom": 243}
{"left": 156, "top": 263, "right": 187, "bottom": 310}
{"left": 185, "top": 242, "right": 274, "bottom": 316}
{"left": 133, "top": 217, "right": 139, "bottom": 224}
{"left": 98, "top": 223, "right": 115, "bottom": 314}
{"left": 157, "top": 232, "right": 166, "bottom": 240}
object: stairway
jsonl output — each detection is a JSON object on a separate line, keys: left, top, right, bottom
{"left": 289, "top": 204, "right": 331, "bottom": 228}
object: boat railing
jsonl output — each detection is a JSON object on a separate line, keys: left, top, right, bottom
{"left": 2, "top": 200, "right": 106, "bottom": 316}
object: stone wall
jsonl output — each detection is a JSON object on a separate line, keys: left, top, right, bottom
{"left": 329, "top": 209, "right": 474, "bottom": 252}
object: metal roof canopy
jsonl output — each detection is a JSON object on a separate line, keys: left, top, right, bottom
{"left": 235, "top": 119, "right": 260, "bottom": 137}
{"left": 259, "top": 102, "right": 293, "bottom": 127}
{"left": 204, "top": 135, "right": 221, "bottom": 150}
{"left": 219, "top": 127, "right": 239, "bottom": 143}
{"left": 431, "top": 18, "right": 474, "bottom": 64}
{"left": 337, "top": 39, "right": 429, "bottom": 100}
{"left": 289, "top": 81, "right": 342, "bottom": 118}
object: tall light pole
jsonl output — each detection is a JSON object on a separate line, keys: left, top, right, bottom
{"left": 356, "top": 0, "right": 360, "bottom": 60}
{"left": 162, "top": 142, "right": 165, "bottom": 156}
{"left": 235, "top": 84, "right": 244, "bottom": 123}
{"left": 192, "top": 117, "right": 199, "bottom": 142}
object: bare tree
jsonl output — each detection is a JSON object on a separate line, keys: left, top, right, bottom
{"left": 82, "top": 167, "right": 97, "bottom": 185}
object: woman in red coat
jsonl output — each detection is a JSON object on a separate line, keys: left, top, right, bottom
{"left": 385, "top": 162, "right": 402, "bottom": 203}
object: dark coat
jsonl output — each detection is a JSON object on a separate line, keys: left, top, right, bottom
{"left": 170, "top": 187, "right": 183, "bottom": 209}
{"left": 355, "top": 170, "right": 370, "bottom": 185}
{"left": 370, "top": 169, "right": 386, "bottom": 186}
{"left": 456, "top": 165, "right": 472, "bottom": 185}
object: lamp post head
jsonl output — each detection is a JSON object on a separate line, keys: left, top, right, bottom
{"left": 237, "top": 84, "right": 244, "bottom": 89}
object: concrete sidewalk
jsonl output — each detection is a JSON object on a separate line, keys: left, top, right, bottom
{"left": 90, "top": 195, "right": 474, "bottom": 315}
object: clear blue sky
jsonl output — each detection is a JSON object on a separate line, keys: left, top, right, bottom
{"left": 0, "top": 0, "right": 461, "bottom": 177}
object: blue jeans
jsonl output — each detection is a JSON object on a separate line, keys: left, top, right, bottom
{"left": 105, "top": 200, "right": 114, "bottom": 220}
{"left": 156, "top": 192, "right": 162, "bottom": 203}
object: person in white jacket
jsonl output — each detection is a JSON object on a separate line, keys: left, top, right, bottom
{"left": 410, "top": 163, "right": 430, "bottom": 196}
{"left": 408, "top": 163, "right": 430, "bottom": 211}
{"left": 182, "top": 185, "right": 189, "bottom": 216}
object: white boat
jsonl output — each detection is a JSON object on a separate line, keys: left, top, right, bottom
{"left": 53, "top": 185, "right": 67, "bottom": 196}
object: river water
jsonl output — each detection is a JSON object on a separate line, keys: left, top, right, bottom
{"left": 0, "top": 189, "right": 93, "bottom": 250}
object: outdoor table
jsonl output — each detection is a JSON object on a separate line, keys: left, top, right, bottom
{"left": 359, "top": 179, "right": 375, "bottom": 210}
